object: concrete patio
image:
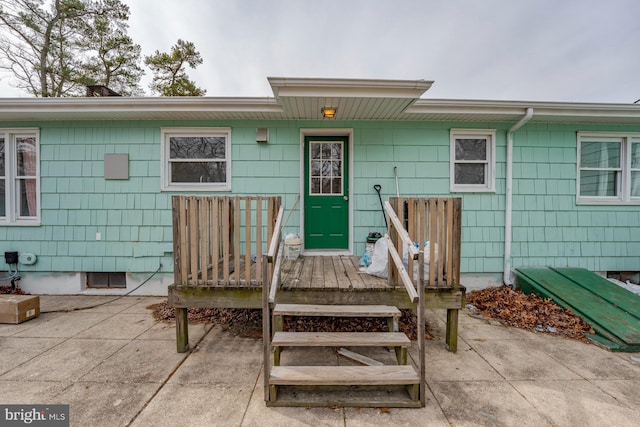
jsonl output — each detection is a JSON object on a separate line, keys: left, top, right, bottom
{"left": 1, "top": 295, "right": 639, "bottom": 426}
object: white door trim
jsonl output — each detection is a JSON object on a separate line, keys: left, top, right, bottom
{"left": 299, "top": 128, "right": 354, "bottom": 255}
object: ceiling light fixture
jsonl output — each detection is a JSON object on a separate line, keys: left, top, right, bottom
{"left": 321, "top": 107, "right": 337, "bottom": 119}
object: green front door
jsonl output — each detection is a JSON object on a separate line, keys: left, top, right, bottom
{"left": 304, "top": 136, "right": 349, "bottom": 250}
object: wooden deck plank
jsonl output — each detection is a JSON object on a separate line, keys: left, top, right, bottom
{"left": 269, "top": 366, "right": 419, "bottom": 386}
{"left": 340, "top": 256, "right": 366, "bottom": 290}
{"left": 352, "top": 257, "right": 387, "bottom": 290}
{"left": 310, "top": 256, "right": 324, "bottom": 288}
{"left": 272, "top": 332, "right": 410, "bottom": 347}
{"left": 298, "top": 256, "right": 314, "bottom": 289}
{"left": 332, "top": 257, "right": 351, "bottom": 290}
{"left": 280, "top": 257, "right": 303, "bottom": 289}
{"left": 278, "top": 256, "right": 392, "bottom": 291}
{"left": 323, "top": 256, "right": 339, "bottom": 289}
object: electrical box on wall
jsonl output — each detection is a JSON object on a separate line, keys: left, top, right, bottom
{"left": 19, "top": 253, "right": 37, "bottom": 265}
{"left": 4, "top": 252, "right": 18, "bottom": 264}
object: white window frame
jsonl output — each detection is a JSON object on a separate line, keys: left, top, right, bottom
{"left": 0, "top": 128, "right": 41, "bottom": 226}
{"left": 450, "top": 129, "right": 496, "bottom": 192}
{"left": 576, "top": 131, "right": 640, "bottom": 205}
{"left": 161, "top": 127, "right": 231, "bottom": 191}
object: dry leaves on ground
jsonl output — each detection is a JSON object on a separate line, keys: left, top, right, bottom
{"left": 148, "top": 301, "right": 432, "bottom": 340}
{"left": 466, "top": 286, "right": 594, "bottom": 340}
{"left": 0, "top": 285, "right": 25, "bottom": 294}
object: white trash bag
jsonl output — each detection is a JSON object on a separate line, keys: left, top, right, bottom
{"left": 365, "top": 237, "right": 389, "bottom": 279}
{"left": 403, "top": 241, "right": 438, "bottom": 280}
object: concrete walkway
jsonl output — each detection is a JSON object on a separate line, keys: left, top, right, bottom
{"left": 0, "top": 295, "right": 639, "bottom": 426}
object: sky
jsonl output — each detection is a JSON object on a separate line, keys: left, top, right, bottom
{"left": 1, "top": 0, "right": 639, "bottom": 103}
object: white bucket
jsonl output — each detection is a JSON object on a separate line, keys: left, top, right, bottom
{"left": 284, "top": 235, "right": 302, "bottom": 260}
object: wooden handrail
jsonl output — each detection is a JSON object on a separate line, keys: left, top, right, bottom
{"left": 266, "top": 205, "right": 285, "bottom": 303}
{"left": 267, "top": 206, "right": 284, "bottom": 262}
{"left": 268, "top": 244, "right": 284, "bottom": 304}
{"left": 384, "top": 200, "right": 419, "bottom": 260}
{"left": 262, "top": 253, "right": 271, "bottom": 401}
{"left": 384, "top": 234, "right": 418, "bottom": 303}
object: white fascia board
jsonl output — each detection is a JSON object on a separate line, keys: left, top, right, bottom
{"left": 268, "top": 77, "right": 433, "bottom": 99}
{"left": 0, "top": 97, "right": 284, "bottom": 116}
{"left": 407, "top": 99, "right": 640, "bottom": 120}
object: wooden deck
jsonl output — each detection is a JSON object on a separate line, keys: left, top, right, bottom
{"left": 281, "top": 256, "right": 388, "bottom": 291}
{"left": 169, "top": 255, "right": 464, "bottom": 310}
{"left": 168, "top": 196, "right": 465, "bottom": 406}
{"left": 169, "top": 196, "right": 465, "bottom": 362}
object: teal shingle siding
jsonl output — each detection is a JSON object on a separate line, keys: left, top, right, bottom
{"left": 0, "top": 119, "right": 638, "bottom": 280}
{"left": 509, "top": 123, "right": 640, "bottom": 272}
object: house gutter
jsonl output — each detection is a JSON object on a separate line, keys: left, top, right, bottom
{"left": 504, "top": 108, "right": 533, "bottom": 286}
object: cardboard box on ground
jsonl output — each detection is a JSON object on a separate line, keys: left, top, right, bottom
{"left": 0, "top": 295, "right": 40, "bottom": 324}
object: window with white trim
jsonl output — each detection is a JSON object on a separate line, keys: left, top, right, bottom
{"left": 0, "top": 129, "right": 40, "bottom": 226}
{"left": 161, "top": 127, "right": 231, "bottom": 191}
{"left": 450, "top": 129, "right": 496, "bottom": 192}
{"left": 577, "top": 132, "right": 640, "bottom": 204}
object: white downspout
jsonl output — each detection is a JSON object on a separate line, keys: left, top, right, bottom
{"left": 504, "top": 108, "right": 533, "bottom": 286}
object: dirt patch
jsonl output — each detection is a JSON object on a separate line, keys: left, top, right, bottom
{"left": 148, "top": 301, "right": 433, "bottom": 340}
{"left": 466, "top": 286, "right": 595, "bottom": 341}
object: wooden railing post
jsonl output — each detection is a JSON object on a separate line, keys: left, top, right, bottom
{"left": 171, "top": 196, "right": 181, "bottom": 286}
{"left": 262, "top": 252, "right": 272, "bottom": 402}
{"left": 417, "top": 248, "right": 425, "bottom": 406}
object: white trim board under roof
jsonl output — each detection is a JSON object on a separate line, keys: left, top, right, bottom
{"left": 0, "top": 77, "right": 640, "bottom": 123}
{"left": 406, "top": 99, "right": 640, "bottom": 124}
{"left": 268, "top": 77, "right": 433, "bottom": 120}
{"left": 0, "top": 97, "right": 284, "bottom": 122}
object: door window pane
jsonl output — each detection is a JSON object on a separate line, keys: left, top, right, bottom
{"left": 309, "top": 141, "right": 343, "bottom": 195}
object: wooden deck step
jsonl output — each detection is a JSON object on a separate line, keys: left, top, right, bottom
{"left": 273, "top": 304, "right": 401, "bottom": 317}
{"left": 269, "top": 365, "right": 420, "bottom": 386}
{"left": 272, "top": 332, "right": 410, "bottom": 347}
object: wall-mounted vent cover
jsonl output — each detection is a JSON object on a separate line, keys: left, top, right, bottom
{"left": 86, "top": 272, "right": 126, "bottom": 289}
